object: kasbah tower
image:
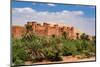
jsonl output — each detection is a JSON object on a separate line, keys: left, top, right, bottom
{"left": 12, "top": 21, "right": 89, "bottom": 40}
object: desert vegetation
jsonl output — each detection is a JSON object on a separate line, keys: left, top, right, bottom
{"left": 12, "top": 25, "right": 96, "bottom": 65}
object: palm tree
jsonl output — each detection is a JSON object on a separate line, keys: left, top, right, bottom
{"left": 25, "top": 24, "right": 33, "bottom": 33}
{"left": 80, "top": 33, "right": 89, "bottom": 40}
{"left": 22, "top": 24, "right": 34, "bottom": 41}
{"left": 85, "top": 35, "right": 90, "bottom": 40}
{"left": 92, "top": 36, "right": 96, "bottom": 42}
{"left": 76, "top": 33, "right": 79, "bottom": 39}
{"left": 62, "top": 31, "right": 68, "bottom": 39}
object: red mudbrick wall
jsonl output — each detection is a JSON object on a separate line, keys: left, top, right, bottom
{"left": 12, "top": 21, "right": 81, "bottom": 39}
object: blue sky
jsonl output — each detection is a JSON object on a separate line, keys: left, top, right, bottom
{"left": 12, "top": 1, "right": 96, "bottom": 35}
{"left": 12, "top": 1, "right": 95, "bottom": 18}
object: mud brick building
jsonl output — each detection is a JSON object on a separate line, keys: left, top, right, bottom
{"left": 12, "top": 21, "right": 81, "bottom": 39}
{"left": 12, "top": 26, "right": 25, "bottom": 38}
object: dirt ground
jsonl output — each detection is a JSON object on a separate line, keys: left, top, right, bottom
{"left": 25, "top": 56, "right": 95, "bottom": 65}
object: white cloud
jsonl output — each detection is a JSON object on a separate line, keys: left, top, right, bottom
{"left": 12, "top": 7, "right": 35, "bottom": 13}
{"left": 32, "top": 3, "right": 36, "bottom": 5}
{"left": 47, "top": 4, "right": 56, "bottom": 6}
{"left": 90, "top": 6, "right": 95, "bottom": 8}
{"left": 12, "top": 7, "right": 95, "bottom": 35}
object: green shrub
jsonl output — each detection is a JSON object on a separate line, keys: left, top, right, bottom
{"left": 12, "top": 33, "right": 96, "bottom": 65}
{"left": 12, "top": 39, "right": 30, "bottom": 65}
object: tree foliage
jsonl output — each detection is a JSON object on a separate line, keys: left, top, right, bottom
{"left": 12, "top": 31, "right": 96, "bottom": 65}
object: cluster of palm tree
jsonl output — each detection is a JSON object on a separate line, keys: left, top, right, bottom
{"left": 12, "top": 24, "right": 96, "bottom": 65}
